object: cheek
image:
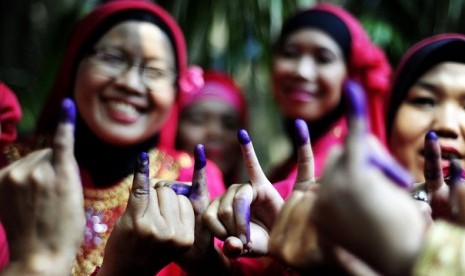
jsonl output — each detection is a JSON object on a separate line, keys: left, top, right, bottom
{"left": 389, "top": 107, "right": 430, "bottom": 177}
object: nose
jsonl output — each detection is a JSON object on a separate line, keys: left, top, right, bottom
{"left": 432, "top": 103, "right": 463, "bottom": 139}
{"left": 295, "top": 56, "right": 316, "bottom": 81}
{"left": 206, "top": 119, "right": 224, "bottom": 140}
{"left": 115, "top": 65, "right": 146, "bottom": 94}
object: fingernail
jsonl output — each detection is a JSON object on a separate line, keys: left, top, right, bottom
{"left": 237, "top": 129, "right": 251, "bottom": 145}
{"left": 425, "top": 131, "right": 438, "bottom": 141}
{"left": 194, "top": 144, "right": 206, "bottom": 170}
{"left": 59, "top": 98, "right": 76, "bottom": 125}
{"left": 138, "top": 152, "right": 149, "bottom": 176}
{"left": 294, "top": 118, "right": 309, "bottom": 146}
{"left": 344, "top": 79, "right": 366, "bottom": 117}
{"left": 171, "top": 183, "right": 192, "bottom": 196}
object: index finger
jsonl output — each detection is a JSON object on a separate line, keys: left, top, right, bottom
{"left": 52, "top": 98, "right": 76, "bottom": 171}
{"left": 189, "top": 144, "right": 210, "bottom": 214}
{"left": 237, "top": 129, "right": 268, "bottom": 185}
{"left": 127, "top": 152, "right": 151, "bottom": 214}
{"left": 293, "top": 119, "right": 315, "bottom": 191}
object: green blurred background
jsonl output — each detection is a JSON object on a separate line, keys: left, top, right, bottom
{"left": 1, "top": 0, "right": 465, "bottom": 172}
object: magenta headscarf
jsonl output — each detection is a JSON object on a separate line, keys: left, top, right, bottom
{"left": 178, "top": 70, "right": 247, "bottom": 125}
{"left": 0, "top": 82, "right": 21, "bottom": 145}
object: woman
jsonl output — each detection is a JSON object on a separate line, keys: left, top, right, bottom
{"left": 387, "top": 34, "right": 465, "bottom": 182}
{"left": 1, "top": 1, "right": 225, "bottom": 275}
{"left": 269, "top": 3, "right": 391, "bottom": 196}
{"left": 176, "top": 70, "right": 247, "bottom": 185}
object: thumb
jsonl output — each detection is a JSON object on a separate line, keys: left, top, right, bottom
{"left": 237, "top": 129, "right": 268, "bottom": 185}
{"left": 189, "top": 144, "right": 210, "bottom": 214}
{"left": 343, "top": 79, "right": 368, "bottom": 161}
{"left": 127, "top": 152, "right": 150, "bottom": 213}
{"left": 293, "top": 118, "right": 315, "bottom": 191}
{"left": 52, "top": 98, "right": 76, "bottom": 173}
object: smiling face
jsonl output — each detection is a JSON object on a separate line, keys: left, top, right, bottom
{"left": 389, "top": 62, "right": 465, "bottom": 181}
{"left": 74, "top": 21, "right": 176, "bottom": 146}
{"left": 272, "top": 28, "right": 347, "bottom": 122}
{"left": 177, "top": 99, "right": 242, "bottom": 176}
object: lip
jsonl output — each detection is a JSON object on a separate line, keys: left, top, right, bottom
{"left": 439, "top": 145, "right": 464, "bottom": 161}
{"left": 285, "top": 89, "right": 317, "bottom": 102}
{"left": 205, "top": 146, "right": 224, "bottom": 160}
{"left": 102, "top": 97, "right": 147, "bottom": 124}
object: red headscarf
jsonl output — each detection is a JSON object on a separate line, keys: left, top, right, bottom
{"left": 36, "top": 0, "right": 196, "bottom": 149}
{"left": 0, "top": 82, "right": 21, "bottom": 145}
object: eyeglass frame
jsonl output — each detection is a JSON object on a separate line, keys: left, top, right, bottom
{"left": 87, "top": 47, "right": 177, "bottom": 89}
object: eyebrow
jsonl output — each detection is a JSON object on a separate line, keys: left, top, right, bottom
{"left": 414, "top": 81, "right": 443, "bottom": 95}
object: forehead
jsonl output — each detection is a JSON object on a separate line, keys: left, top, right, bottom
{"left": 417, "top": 62, "right": 465, "bottom": 85}
{"left": 283, "top": 28, "right": 342, "bottom": 53}
{"left": 95, "top": 21, "right": 174, "bottom": 59}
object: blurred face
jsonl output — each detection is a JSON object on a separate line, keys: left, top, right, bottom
{"left": 177, "top": 99, "right": 242, "bottom": 176}
{"left": 74, "top": 21, "right": 176, "bottom": 146}
{"left": 389, "top": 62, "right": 465, "bottom": 182}
{"left": 272, "top": 28, "right": 347, "bottom": 121}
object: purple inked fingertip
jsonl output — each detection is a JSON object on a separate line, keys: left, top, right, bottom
{"left": 194, "top": 144, "right": 206, "bottom": 170}
{"left": 137, "top": 151, "right": 149, "bottom": 176}
{"left": 59, "top": 98, "right": 76, "bottom": 126}
{"left": 344, "top": 79, "right": 367, "bottom": 118}
{"left": 295, "top": 119, "right": 309, "bottom": 146}
{"left": 447, "top": 159, "right": 463, "bottom": 186}
{"left": 425, "top": 131, "right": 438, "bottom": 141}
{"left": 237, "top": 129, "right": 251, "bottom": 145}
{"left": 171, "top": 183, "right": 192, "bottom": 196}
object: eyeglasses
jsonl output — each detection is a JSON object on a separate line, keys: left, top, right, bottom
{"left": 88, "top": 48, "right": 176, "bottom": 89}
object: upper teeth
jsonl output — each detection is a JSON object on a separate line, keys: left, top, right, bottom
{"left": 108, "top": 101, "right": 139, "bottom": 116}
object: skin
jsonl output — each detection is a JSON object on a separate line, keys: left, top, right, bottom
{"left": 313, "top": 84, "right": 427, "bottom": 276}
{"left": 272, "top": 28, "right": 347, "bottom": 121}
{"left": 177, "top": 99, "right": 242, "bottom": 180}
{"left": 0, "top": 100, "right": 84, "bottom": 276}
{"left": 74, "top": 21, "right": 176, "bottom": 146}
{"left": 390, "top": 62, "right": 465, "bottom": 182}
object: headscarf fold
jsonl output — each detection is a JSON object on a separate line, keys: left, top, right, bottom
{"left": 0, "top": 82, "right": 21, "bottom": 145}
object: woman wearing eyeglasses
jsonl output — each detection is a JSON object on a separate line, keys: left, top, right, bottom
{"left": 0, "top": 1, "right": 227, "bottom": 275}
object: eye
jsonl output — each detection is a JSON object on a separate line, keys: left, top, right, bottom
{"left": 96, "top": 51, "right": 125, "bottom": 66}
{"left": 143, "top": 67, "right": 169, "bottom": 80}
{"left": 187, "top": 113, "right": 207, "bottom": 125}
{"left": 278, "top": 45, "right": 301, "bottom": 58}
{"left": 407, "top": 96, "right": 437, "bottom": 107}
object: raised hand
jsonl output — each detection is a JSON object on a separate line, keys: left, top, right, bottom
{"left": 269, "top": 119, "right": 328, "bottom": 272}
{"left": 173, "top": 144, "right": 227, "bottom": 274}
{"left": 0, "top": 99, "right": 84, "bottom": 276}
{"left": 97, "top": 152, "right": 195, "bottom": 276}
{"left": 203, "top": 129, "right": 284, "bottom": 258}
{"left": 312, "top": 80, "right": 425, "bottom": 276}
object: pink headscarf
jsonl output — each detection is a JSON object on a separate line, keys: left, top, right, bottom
{"left": 0, "top": 82, "right": 21, "bottom": 145}
{"left": 178, "top": 70, "right": 247, "bottom": 125}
